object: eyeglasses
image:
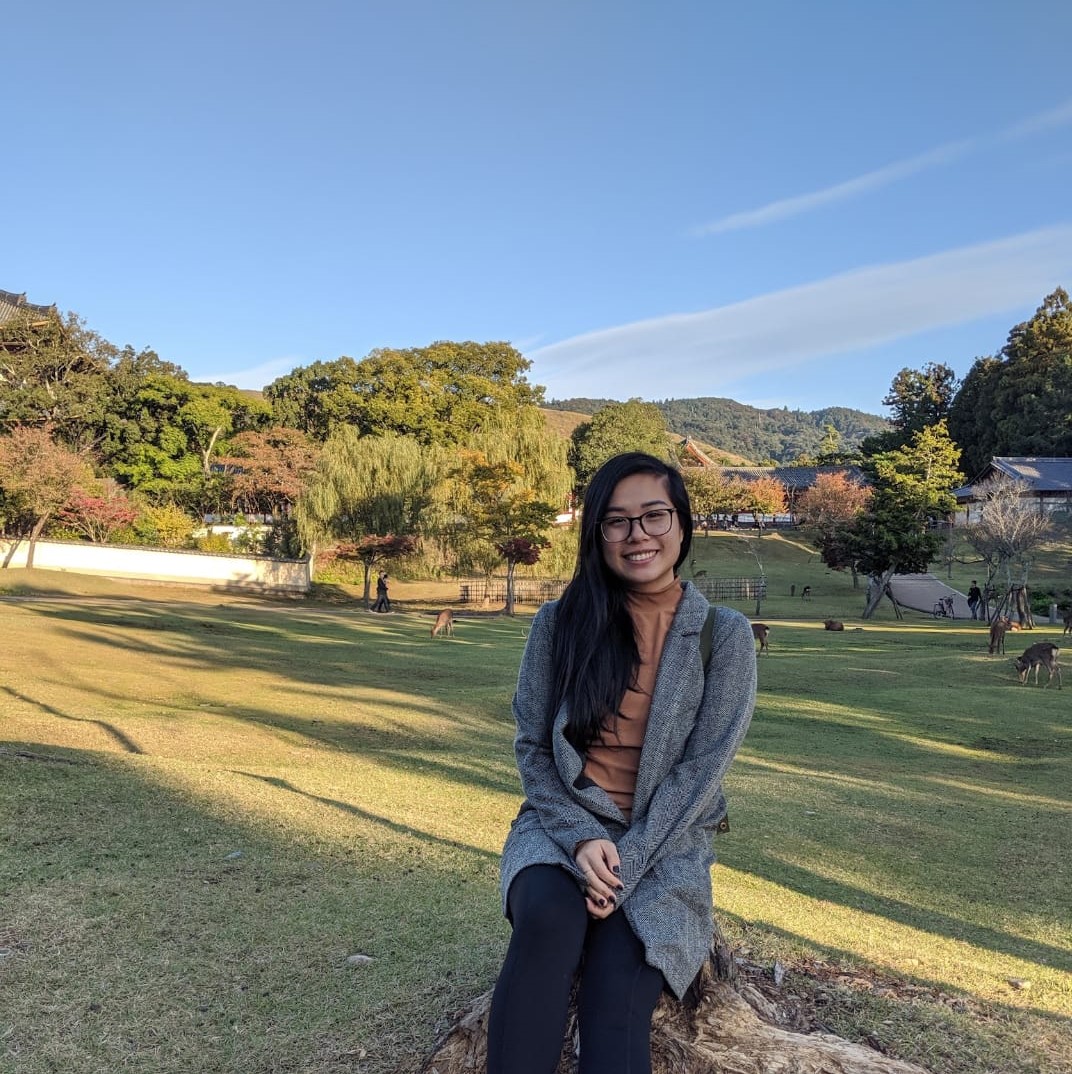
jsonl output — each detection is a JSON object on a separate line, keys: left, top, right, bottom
{"left": 599, "top": 509, "right": 676, "bottom": 543}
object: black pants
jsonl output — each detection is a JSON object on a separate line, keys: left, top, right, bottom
{"left": 487, "top": 865, "right": 665, "bottom": 1074}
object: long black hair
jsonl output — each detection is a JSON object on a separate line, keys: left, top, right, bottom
{"left": 552, "top": 452, "right": 693, "bottom": 751}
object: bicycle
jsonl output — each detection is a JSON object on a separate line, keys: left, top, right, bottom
{"left": 932, "top": 596, "right": 955, "bottom": 619}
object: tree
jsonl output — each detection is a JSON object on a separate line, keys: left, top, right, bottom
{"left": 266, "top": 342, "right": 543, "bottom": 445}
{"left": 796, "top": 472, "right": 872, "bottom": 531}
{"left": 217, "top": 427, "right": 320, "bottom": 519}
{"left": 295, "top": 430, "right": 440, "bottom": 606}
{"left": 57, "top": 479, "right": 138, "bottom": 543}
{"left": 946, "top": 356, "right": 1002, "bottom": 478}
{"left": 446, "top": 452, "right": 556, "bottom": 614}
{"left": 99, "top": 366, "right": 271, "bottom": 512}
{"left": 334, "top": 534, "right": 419, "bottom": 600}
{"left": 496, "top": 537, "right": 545, "bottom": 616}
{"left": 0, "top": 426, "right": 92, "bottom": 567}
{"left": 0, "top": 309, "right": 116, "bottom": 449}
{"left": 569, "top": 400, "right": 671, "bottom": 492}
{"left": 822, "top": 422, "right": 962, "bottom": 618}
{"left": 961, "top": 476, "right": 1053, "bottom": 624}
{"left": 796, "top": 472, "right": 872, "bottom": 586}
{"left": 741, "top": 476, "right": 787, "bottom": 528}
{"left": 861, "top": 362, "right": 958, "bottom": 455}
{"left": 947, "top": 289, "right": 1072, "bottom": 475}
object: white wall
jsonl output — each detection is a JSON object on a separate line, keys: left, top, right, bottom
{"left": 0, "top": 538, "right": 311, "bottom": 593}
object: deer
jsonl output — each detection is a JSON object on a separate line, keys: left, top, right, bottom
{"left": 750, "top": 622, "right": 769, "bottom": 655}
{"left": 1014, "top": 642, "right": 1062, "bottom": 688}
{"left": 431, "top": 610, "right": 455, "bottom": 638}
{"left": 823, "top": 619, "right": 844, "bottom": 631}
{"left": 988, "top": 616, "right": 1012, "bottom": 655}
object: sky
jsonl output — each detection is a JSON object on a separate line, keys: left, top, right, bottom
{"left": 5, "top": 1, "right": 1071, "bottom": 417}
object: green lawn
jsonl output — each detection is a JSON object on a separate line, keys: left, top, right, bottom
{"left": 1, "top": 544, "right": 1069, "bottom": 1073}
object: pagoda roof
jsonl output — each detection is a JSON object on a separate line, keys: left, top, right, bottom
{"left": 0, "top": 289, "right": 57, "bottom": 326}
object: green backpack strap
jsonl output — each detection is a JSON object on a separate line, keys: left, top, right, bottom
{"left": 699, "top": 604, "right": 731, "bottom": 835}
{"left": 699, "top": 604, "right": 718, "bottom": 669}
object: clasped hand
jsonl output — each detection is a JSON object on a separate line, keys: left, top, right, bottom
{"left": 574, "top": 838, "right": 624, "bottom": 919}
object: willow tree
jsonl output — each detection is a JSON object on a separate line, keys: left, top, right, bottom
{"left": 295, "top": 429, "right": 441, "bottom": 606}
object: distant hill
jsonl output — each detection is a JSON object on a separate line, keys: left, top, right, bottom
{"left": 539, "top": 407, "right": 754, "bottom": 465}
{"left": 546, "top": 397, "right": 888, "bottom": 464}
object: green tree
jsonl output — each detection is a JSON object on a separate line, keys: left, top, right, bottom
{"left": 295, "top": 430, "right": 440, "bottom": 607}
{"left": 861, "top": 362, "right": 958, "bottom": 455}
{"left": 99, "top": 364, "right": 271, "bottom": 512}
{"left": 447, "top": 452, "right": 556, "bottom": 614}
{"left": 569, "top": 400, "right": 671, "bottom": 492}
{"left": 0, "top": 425, "right": 92, "bottom": 567}
{"left": 266, "top": 342, "right": 542, "bottom": 445}
{"left": 947, "top": 356, "right": 1003, "bottom": 478}
{"left": 0, "top": 309, "right": 116, "bottom": 449}
{"left": 824, "top": 422, "right": 962, "bottom": 618}
{"left": 947, "top": 289, "right": 1072, "bottom": 475}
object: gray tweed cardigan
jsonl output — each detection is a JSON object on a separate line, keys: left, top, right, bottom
{"left": 500, "top": 581, "right": 756, "bottom": 999}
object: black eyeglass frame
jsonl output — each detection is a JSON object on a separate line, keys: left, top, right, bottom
{"left": 598, "top": 509, "right": 678, "bottom": 543}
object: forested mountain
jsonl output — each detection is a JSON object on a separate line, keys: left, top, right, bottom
{"left": 546, "top": 397, "right": 888, "bottom": 463}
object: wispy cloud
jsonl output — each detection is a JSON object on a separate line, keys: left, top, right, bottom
{"left": 696, "top": 99, "right": 1072, "bottom": 236}
{"left": 696, "top": 140, "right": 975, "bottom": 236}
{"left": 530, "top": 225, "right": 1072, "bottom": 400}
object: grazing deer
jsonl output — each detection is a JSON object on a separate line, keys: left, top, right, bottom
{"left": 823, "top": 619, "right": 844, "bottom": 631}
{"left": 988, "top": 616, "right": 1012, "bottom": 655}
{"left": 750, "top": 622, "right": 769, "bottom": 655}
{"left": 1014, "top": 642, "right": 1062, "bottom": 687}
{"left": 431, "top": 610, "right": 455, "bottom": 638}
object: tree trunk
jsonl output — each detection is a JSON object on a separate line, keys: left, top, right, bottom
{"left": 362, "top": 561, "right": 373, "bottom": 609}
{"left": 420, "top": 924, "right": 932, "bottom": 1074}
{"left": 26, "top": 514, "right": 50, "bottom": 570}
{"left": 504, "top": 560, "right": 516, "bottom": 617}
{"left": 861, "top": 571, "right": 893, "bottom": 620}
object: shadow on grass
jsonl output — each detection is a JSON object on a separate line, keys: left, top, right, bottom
{"left": 0, "top": 741, "right": 504, "bottom": 1074}
{"left": 233, "top": 771, "right": 501, "bottom": 862}
{"left": 1, "top": 684, "right": 144, "bottom": 754}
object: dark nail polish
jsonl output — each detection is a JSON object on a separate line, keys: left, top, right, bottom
{"left": 607, "top": 894, "right": 616, "bottom": 904}
{"left": 612, "top": 865, "right": 621, "bottom": 875}
{"left": 598, "top": 898, "right": 607, "bottom": 907}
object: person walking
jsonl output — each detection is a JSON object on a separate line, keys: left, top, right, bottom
{"left": 486, "top": 452, "right": 757, "bottom": 1074}
{"left": 967, "top": 580, "right": 982, "bottom": 620}
{"left": 372, "top": 571, "right": 390, "bottom": 612}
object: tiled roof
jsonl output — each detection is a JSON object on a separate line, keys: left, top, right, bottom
{"left": 957, "top": 457, "right": 1072, "bottom": 500}
{"left": 713, "top": 464, "right": 866, "bottom": 490}
{"left": 0, "top": 289, "right": 57, "bottom": 326}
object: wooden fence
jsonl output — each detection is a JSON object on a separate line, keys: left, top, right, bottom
{"left": 691, "top": 576, "right": 767, "bottom": 602}
{"left": 458, "top": 579, "right": 567, "bottom": 605}
{"left": 457, "top": 577, "right": 766, "bottom": 606}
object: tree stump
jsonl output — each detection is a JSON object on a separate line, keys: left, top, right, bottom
{"left": 419, "top": 925, "right": 932, "bottom": 1074}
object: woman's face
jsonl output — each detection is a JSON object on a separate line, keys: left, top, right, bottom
{"left": 599, "top": 472, "right": 682, "bottom": 591}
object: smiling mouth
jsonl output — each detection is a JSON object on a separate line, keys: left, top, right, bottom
{"left": 624, "top": 550, "right": 658, "bottom": 563}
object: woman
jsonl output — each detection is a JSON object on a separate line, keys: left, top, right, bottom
{"left": 487, "top": 452, "right": 756, "bottom": 1074}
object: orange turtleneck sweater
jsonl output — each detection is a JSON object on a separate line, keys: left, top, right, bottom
{"left": 581, "top": 578, "right": 684, "bottom": 821}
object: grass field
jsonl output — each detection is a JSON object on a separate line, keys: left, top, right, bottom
{"left": 1, "top": 535, "right": 1070, "bottom": 1074}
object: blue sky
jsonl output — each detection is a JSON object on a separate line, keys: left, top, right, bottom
{"left": 6, "top": 1, "right": 1071, "bottom": 416}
